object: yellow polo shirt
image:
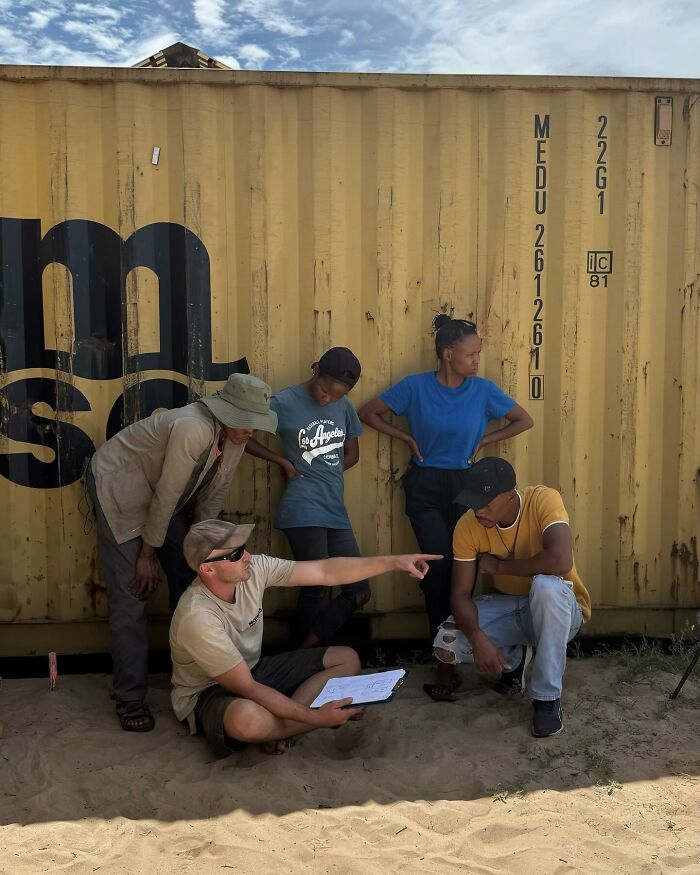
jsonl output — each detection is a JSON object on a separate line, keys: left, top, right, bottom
{"left": 452, "top": 485, "right": 591, "bottom": 622}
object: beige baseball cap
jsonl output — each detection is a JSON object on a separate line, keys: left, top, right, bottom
{"left": 183, "top": 519, "right": 255, "bottom": 571}
{"left": 200, "top": 373, "right": 277, "bottom": 434}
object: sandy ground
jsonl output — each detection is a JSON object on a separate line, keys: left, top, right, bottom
{"left": 1, "top": 655, "right": 698, "bottom": 875}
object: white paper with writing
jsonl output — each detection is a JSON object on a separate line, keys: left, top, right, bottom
{"left": 310, "top": 669, "right": 406, "bottom": 708}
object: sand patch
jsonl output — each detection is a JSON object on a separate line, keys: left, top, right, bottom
{"left": 1, "top": 656, "right": 698, "bottom": 874}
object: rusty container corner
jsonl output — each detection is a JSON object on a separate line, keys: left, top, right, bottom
{"left": 0, "top": 67, "right": 698, "bottom": 656}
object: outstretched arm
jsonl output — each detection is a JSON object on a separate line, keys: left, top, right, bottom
{"left": 358, "top": 397, "right": 423, "bottom": 462}
{"left": 284, "top": 554, "right": 443, "bottom": 587}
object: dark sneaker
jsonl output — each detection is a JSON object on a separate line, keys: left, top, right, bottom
{"left": 532, "top": 699, "right": 563, "bottom": 737}
{"left": 493, "top": 645, "right": 533, "bottom": 695}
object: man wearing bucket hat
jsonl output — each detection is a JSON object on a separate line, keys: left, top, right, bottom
{"left": 170, "top": 518, "right": 442, "bottom": 756}
{"left": 86, "top": 373, "right": 277, "bottom": 733}
{"left": 428, "top": 457, "right": 591, "bottom": 737}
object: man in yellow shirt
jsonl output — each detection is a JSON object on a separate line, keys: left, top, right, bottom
{"left": 429, "top": 457, "right": 590, "bottom": 737}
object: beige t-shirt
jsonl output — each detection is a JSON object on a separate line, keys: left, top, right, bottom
{"left": 170, "top": 554, "right": 295, "bottom": 724}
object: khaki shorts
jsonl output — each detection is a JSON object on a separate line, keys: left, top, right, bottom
{"left": 194, "top": 647, "right": 328, "bottom": 757}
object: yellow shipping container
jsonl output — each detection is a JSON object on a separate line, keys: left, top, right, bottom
{"left": 0, "top": 67, "right": 698, "bottom": 656}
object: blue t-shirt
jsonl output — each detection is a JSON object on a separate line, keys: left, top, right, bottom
{"left": 271, "top": 384, "right": 363, "bottom": 529}
{"left": 380, "top": 373, "right": 515, "bottom": 469}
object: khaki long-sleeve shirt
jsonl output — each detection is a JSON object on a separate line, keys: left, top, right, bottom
{"left": 91, "top": 402, "right": 245, "bottom": 546}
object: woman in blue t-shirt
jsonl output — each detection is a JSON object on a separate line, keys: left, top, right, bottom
{"left": 245, "top": 347, "right": 370, "bottom": 648}
{"left": 359, "top": 315, "right": 533, "bottom": 644}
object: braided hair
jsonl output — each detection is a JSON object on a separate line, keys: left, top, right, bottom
{"left": 432, "top": 314, "right": 478, "bottom": 360}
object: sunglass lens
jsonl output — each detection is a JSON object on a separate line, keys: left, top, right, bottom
{"left": 230, "top": 544, "right": 246, "bottom": 562}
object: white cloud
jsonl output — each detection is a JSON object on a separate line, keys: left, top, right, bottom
{"left": 349, "top": 58, "right": 372, "bottom": 72}
{"left": 386, "top": 0, "right": 700, "bottom": 76}
{"left": 194, "top": 0, "right": 226, "bottom": 32}
{"left": 73, "top": 4, "right": 123, "bottom": 23}
{"left": 238, "top": 42, "right": 272, "bottom": 68}
{"left": 238, "top": 0, "right": 310, "bottom": 37}
{"left": 215, "top": 53, "right": 242, "bottom": 69}
{"left": 32, "top": 36, "right": 112, "bottom": 66}
{"left": 28, "top": 9, "right": 60, "bottom": 29}
{"left": 0, "top": 24, "right": 30, "bottom": 63}
{"left": 279, "top": 43, "right": 301, "bottom": 61}
{"left": 62, "top": 19, "right": 124, "bottom": 53}
{"left": 338, "top": 28, "right": 354, "bottom": 47}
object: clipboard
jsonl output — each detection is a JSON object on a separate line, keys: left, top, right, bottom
{"left": 310, "top": 669, "right": 408, "bottom": 709}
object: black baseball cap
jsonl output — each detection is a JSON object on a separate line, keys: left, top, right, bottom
{"left": 454, "top": 457, "right": 517, "bottom": 510}
{"left": 317, "top": 347, "right": 361, "bottom": 388}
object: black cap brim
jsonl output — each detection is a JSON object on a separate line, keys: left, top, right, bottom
{"left": 454, "top": 488, "right": 492, "bottom": 510}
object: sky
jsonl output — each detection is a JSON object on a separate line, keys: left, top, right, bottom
{"left": 0, "top": 0, "right": 699, "bottom": 77}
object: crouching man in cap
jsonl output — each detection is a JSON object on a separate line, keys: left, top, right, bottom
{"left": 429, "top": 458, "right": 590, "bottom": 737}
{"left": 170, "top": 519, "right": 441, "bottom": 756}
{"left": 87, "top": 373, "right": 277, "bottom": 733}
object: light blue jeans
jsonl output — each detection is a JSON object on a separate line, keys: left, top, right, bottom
{"left": 433, "top": 575, "right": 583, "bottom": 701}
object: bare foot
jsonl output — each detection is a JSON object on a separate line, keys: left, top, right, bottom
{"left": 259, "top": 739, "right": 289, "bottom": 755}
{"left": 259, "top": 735, "right": 302, "bottom": 755}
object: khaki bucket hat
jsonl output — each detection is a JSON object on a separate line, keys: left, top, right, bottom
{"left": 200, "top": 373, "right": 277, "bottom": 433}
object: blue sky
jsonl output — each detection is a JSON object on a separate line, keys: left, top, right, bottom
{"left": 0, "top": 0, "right": 699, "bottom": 76}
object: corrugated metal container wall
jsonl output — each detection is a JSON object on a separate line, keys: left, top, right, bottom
{"left": 0, "top": 68, "right": 698, "bottom": 654}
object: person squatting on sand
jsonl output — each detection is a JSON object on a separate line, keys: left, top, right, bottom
{"left": 169, "top": 519, "right": 441, "bottom": 756}
{"left": 86, "top": 373, "right": 277, "bottom": 733}
{"left": 245, "top": 347, "right": 371, "bottom": 648}
{"left": 429, "top": 457, "right": 591, "bottom": 738}
{"left": 359, "top": 314, "right": 533, "bottom": 641}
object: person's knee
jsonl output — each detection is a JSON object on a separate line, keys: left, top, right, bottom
{"left": 433, "top": 646, "right": 455, "bottom": 664}
{"left": 432, "top": 620, "right": 464, "bottom": 664}
{"left": 223, "top": 700, "right": 267, "bottom": 742}
{"left": 324, "top": 645, "right": 361, "bottom": 675}
{"left": 530, "top": 574, "right": 562, "bottom": 598}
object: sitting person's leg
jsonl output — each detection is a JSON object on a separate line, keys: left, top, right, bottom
{"left": 196, "top": 646, "right": 361, "bottom": 756}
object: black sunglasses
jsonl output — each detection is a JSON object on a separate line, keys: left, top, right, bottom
{"left": 206, "top": 543, "right": 247, "bottom": 564}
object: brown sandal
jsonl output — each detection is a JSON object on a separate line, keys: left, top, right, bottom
{"left": 422, "top": 683, "right": 457, "bottom": 702}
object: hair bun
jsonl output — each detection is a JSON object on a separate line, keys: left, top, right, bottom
{"left": 432, "top": 313, "right": 453, "bottom": 332}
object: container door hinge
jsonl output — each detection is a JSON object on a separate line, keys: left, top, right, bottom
{"left": 655, "top": 97, "right": 673, "bottom": 146}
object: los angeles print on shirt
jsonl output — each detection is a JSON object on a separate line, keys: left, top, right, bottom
{"left": 298, "top": 420, "right": 346, "bottom": 466}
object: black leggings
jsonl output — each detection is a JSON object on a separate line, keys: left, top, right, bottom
{"left": 281, "top": 527, "right": 371, "bottom": 644}
{"left": 403, "top": 465, "right": 472, "bottom": 640}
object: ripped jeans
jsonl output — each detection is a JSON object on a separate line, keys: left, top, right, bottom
{"left": 433, "top": 575, "right": 583, "bottom": 700}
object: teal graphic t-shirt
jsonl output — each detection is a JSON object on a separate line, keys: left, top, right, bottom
{"left": 271, "top": 384, "right": 363, "bottom": 529}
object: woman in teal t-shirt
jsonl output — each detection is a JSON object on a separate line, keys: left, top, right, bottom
{"left": 359, "top": 315, "right": 533, "bottom": 646}
{"left": 246, "top": 348, "right": 370, "bottom": 647}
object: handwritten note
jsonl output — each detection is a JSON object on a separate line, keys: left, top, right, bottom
{"left": 310, "top": 669, "right": 406, "bottom": 708}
